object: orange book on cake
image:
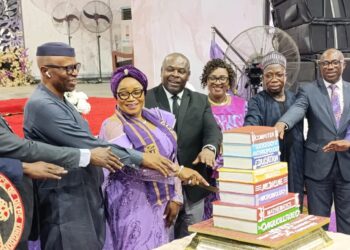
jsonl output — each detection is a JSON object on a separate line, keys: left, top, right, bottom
{"left": 223, "top": 126, "right": 278, "bottom": 144}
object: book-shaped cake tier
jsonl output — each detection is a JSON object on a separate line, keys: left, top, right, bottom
{"left": 222, "top": 126, "right": 280, "bottom": 170}
{"left": 187, "top": 215, "right": 332, "bottom": 249}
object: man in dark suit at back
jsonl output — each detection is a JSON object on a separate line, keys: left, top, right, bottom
{"left": 145, "top": 52, "right": 222, "bottom": 238}
{"left": 275, "top": 48, "right": 350, "bottom": 234}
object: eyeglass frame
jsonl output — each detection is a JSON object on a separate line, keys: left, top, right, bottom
{"left": 318, "top": 60, "right": 344, "bottom": 68}
{"left": 116, "top": 89, "right": 144, "bottom": 100}
{"left": 44, "top": 63, "right": 81, "bottom": 75}
{"left": 207, "top": 75, "right": 229, "bottom": 84}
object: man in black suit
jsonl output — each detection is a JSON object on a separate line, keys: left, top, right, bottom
{"left": 145, "top": 52, "right": 222, "bottom": 238}
{"left": 276, "top": 48, "right": 350, "bottom": 234}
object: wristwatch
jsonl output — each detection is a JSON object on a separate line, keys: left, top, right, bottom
{"left": 204, "top": 145, "right": 216, "bottom": 153}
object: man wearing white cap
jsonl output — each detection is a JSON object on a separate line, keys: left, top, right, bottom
{"left": 244, "top": 51, "right": 304, "bottom": 210}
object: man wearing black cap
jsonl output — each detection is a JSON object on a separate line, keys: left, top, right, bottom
{"left": 23, "top": 42, "right": 177, "bottom": 249}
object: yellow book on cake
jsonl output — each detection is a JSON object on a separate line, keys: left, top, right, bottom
{"left": 218, "top": 162, "right": 288, "bottom": 183}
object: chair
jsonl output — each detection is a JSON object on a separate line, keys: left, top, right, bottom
{"left": 112, "top": 50, "right": 134, "bottom": 71}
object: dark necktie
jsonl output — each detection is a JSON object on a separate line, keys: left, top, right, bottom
{"left": 329, "top": 85, "right": 341, "bottom": 128}
{"left": 171, "top": 95, "right": 179, "bottom": 119}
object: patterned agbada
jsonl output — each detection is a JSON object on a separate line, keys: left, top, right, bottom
{"left": 244, "top": 90, "right": 304, "bottom": 207}
{"left": 100, "top": 107, "right": 183, "bottom": 250}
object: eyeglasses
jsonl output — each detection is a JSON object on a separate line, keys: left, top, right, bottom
{"left": 208, "top": 76, "right": 229, "bottom": 83}
{"left": 44, "top": 63, "right": 81, "bottom": 75}
{"left": 117, "top": 89, "right": 144, "bottom": 100}
{"left": 319, "top": 60, "right": 343, "bottom": 68}
{"left": 263, "top": 72, "right": 286, "bottom": 81}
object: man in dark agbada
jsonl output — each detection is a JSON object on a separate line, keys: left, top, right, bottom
{"left": 244, "top": 51, "right": 304, "bottom": 210}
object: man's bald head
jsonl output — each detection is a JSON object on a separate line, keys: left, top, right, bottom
{"left": 320, "top": 48, "right": 344, "bottom": 62}
{"left": 162, "top": 53, "right": 190, "bottom": 71}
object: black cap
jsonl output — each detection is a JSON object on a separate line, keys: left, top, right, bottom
{"left": 36, "top": 42, "right": 75, "bottom": 57}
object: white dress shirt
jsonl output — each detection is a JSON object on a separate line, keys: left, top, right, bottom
{"left": 79, "top": 149, "right": 91, "bottom": 167}
{"left": 162, "top": 86, "right": 184, "bottom": 113}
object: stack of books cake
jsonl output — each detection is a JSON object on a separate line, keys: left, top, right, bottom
{"left": 213, "top": 126, "right": 300, "bottom": 234}
{"left": 187, "top": 126, "right": 331, "bottom": 249}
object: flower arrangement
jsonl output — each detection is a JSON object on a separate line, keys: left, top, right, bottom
{"left": 0, "top": 47, "right": 35, "bottom": 87}
{"left": 64, "top": 90, "right": 91, "bottom": 115}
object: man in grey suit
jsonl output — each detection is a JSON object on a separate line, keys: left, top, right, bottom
{"left": 0, "top": 114, "right": 123, "bottom": 249}
{"left": 275, "top": 48, "right": 350, "bottom": 234}
{"left": 145, "top": 52, "right": 222, "bottom": 238}
{"left": 23, "top": 42, "right": 179, "bottom": 250}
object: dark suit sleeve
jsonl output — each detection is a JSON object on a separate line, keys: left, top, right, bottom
{"left": 244, "top": 95, "right": 264, "bottom": 126}
{"left": 0, "top": 127, "right": 80, "bottom": 168}
{"left": 144, "top": 89, "right": 154, "bottom": 108}
{"left": 0, "top": 157, "right": 23, "bottom": 186}
{"left": 279, "top": 85, "right": 309, "bottom": 129}
{"left": 26, "top": 102, "right": 142, "bottom": 168}
{"left": 202, "top": 98, "right": 222, "bottom": 150}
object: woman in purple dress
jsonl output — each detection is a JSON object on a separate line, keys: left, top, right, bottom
{"left": 100, "top": 65, "right": 206, "bottom": 250}
{"left": 200, "top": 59, "right": 247, "bottom": 219}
